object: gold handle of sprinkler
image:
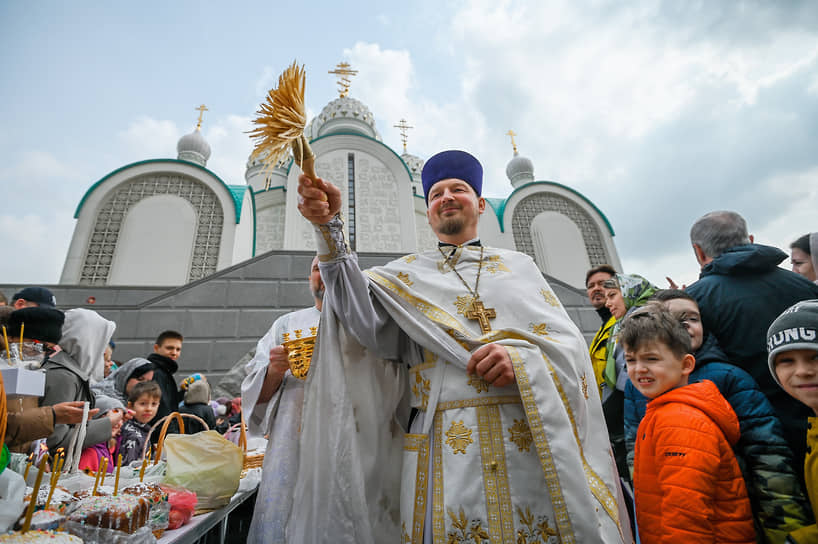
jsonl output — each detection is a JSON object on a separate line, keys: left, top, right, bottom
{"left": 292, "top": 134, "right": 318, "bottom": 182}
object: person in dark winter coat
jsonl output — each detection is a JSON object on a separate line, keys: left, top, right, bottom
{"left": 625, "top": 290, "right": 813, "bottom": 544}
{"left": 146, "top": 330, "right": 183, "bottom": 425}
{"left": 178, "top": 374, "right": 216, "bottom": 434}
{"left": 686, "top": 211, "right": 818, "bottom": 470}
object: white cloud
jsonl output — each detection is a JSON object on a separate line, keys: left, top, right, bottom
{"left": 117, "top": 117, "right": 180, "bottom": 161}
{"left": 341, "top": 41, "right": 492, "bottom": 167}
{"left": 204, "top": 114, "right": 254, "bottom": 186}
{"left": 0, "top": 212, "right": 74, "bottom": 283}
{"left": 254, "top": 65, "right": 278, "bottom": 99}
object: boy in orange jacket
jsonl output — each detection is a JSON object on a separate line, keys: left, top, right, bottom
{"left": 622, "top": 304, "right": 755, "bottom": 544}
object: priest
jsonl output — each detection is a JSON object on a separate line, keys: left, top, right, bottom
{"left": 241, "top": 256, "right": 324, "bottom": 544}
{"left": 291, "top": 150, "right": 632, "bottom": 543}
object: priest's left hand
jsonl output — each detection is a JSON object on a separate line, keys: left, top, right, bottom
{"left": 467, "top": 343, "right": 516, "bottom": 388}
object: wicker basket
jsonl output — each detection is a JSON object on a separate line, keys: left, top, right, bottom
{"left": 238, "top": 411, "right": 264, "bottom": 474}
{"left": 142, "top": 412, "right": 209, "bottom": 464}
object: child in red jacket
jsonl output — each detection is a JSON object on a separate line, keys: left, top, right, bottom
{"left": 622, "top": 304, "right": 755, "bottom": 544}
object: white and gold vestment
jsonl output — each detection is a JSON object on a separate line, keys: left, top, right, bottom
{"left": 241, "top": 306, "right": 320, "bottom": 544}
{"left": 287, "top": 224, "right": 632, "bottom": 544}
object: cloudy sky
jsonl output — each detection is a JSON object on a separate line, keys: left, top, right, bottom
{"left": 2, "top": 1, "right": 816, "bottom": 290}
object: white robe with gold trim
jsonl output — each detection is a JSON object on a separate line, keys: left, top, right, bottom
{"left": 288, "top": 246, "right": 632, "bottom": 544}
{"left": 241, "top": 306, "right": 320, "bottom": 544}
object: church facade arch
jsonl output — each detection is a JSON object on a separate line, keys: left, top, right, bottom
{"left": 61, "top": 160, "right": 244, "bottom": 285}
{"left": 506, "top": 182, "right": 621, "bottom": 287}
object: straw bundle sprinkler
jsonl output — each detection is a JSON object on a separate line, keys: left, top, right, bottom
{"left": 249, "top": 61, "right": 318, "bottom": 182}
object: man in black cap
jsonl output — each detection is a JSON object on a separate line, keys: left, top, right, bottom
{"left": 289, "top": 151, "right": 631, "bottom": 542}
{"left": 3, "top": 307, "right": 99, "bottom": 451}
{"left": 11, "top": 286, "right": 57, "bottom": 310}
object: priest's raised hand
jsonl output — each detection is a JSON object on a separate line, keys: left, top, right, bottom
{"left": 297, "top": 173, "right": 341, "bottom": 224}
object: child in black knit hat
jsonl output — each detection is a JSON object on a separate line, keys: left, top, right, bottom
{"left": 768, "top": 299, "right": 818, "bottom": 543}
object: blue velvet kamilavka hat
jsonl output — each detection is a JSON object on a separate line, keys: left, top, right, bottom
{"left": 421, "top": 150, "right": 483, "bottom": 203}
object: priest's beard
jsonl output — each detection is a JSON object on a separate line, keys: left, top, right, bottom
{"left": 438, "top": 218, "right": 465, "bottom": 236}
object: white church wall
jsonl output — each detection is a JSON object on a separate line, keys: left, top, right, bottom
{"left": 354, "top": 154, "right": 402, "bottom": 252}
{"left": 254, "top": 198, "right": 286, "bottom": 253}
{"left": 477, "top": 202, "right": 504, "bottom": 248}
{"left": 413, "top": 198, "right": 438, "bottom": 252}
{"left": 530, "top": 211, "right": 591, "bottom": 288}
{"left": 109, "top": 194, "right": 196, "bottom": 285}
{"left": 231, "top": 191, "right": 255, "bottom": 264}
{"left": 282, "top": 135, "right": 416, "bottom": 253}
{"left": 282, "top": 150, "right": 348, "bottom": 251}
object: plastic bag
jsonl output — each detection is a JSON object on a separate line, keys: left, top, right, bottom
{"left": 63, "top": 521, "right": 156, "bottom": 544}
{"left": 162, "top": 430, "right": 243, "bottom": 511}
{"left": 160, "top": 484, "right": 197, "bottom": 530}
{"left": 0, "top": 468, "right": 25, "bottom": 532}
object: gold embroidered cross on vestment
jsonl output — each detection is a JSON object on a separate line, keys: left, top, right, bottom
{"left": 439, "top": 245, "right": 496, "bottom": 333}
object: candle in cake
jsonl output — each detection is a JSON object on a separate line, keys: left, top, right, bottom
{"left": 91, "top": 464, "right": 102, "bottom": 496}
{"left": 23, "top": 453, "right": 34, "bottom": 480}
{"left": 44, "top": 453, "right": 65, "bottom": 510}
{"left": 99, "top": 457, "right": 108, "bottom": 487}
{"left": 21, "top": 454, "right": 48, "bottom": 532}
{"left": 114, "top": 454, "right": 122, "bottom": 495}
{"left": 1, "top": 325, "right": 9, "bottom": 361}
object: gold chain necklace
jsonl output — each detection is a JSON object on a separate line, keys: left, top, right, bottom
{"left": 438, "top": 245, "right": 496, "bottom": 333}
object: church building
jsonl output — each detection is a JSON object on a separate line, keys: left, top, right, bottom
{"left": 60, "top": 72, "right": 621, "bottom": 290}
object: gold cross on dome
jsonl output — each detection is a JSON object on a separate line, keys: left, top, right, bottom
{"left": 506, "top": 129, "right": 518, "bottom": 154}
{"left": 195, "top": 104, "right": 209, "bottom": 130}
{"left": 466, "top": 299, "right": 496, "bottom": 333}
{"left": 394, "top": 118, "right": 413, "bottom": 152}
{"left": 328, "top": 62, "right": 358, "bottom": 98}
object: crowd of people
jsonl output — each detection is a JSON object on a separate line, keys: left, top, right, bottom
{"left": 2, "top": 145, "right": 818, "bottom": 544}
{"left": 585, "top": 217, "right": 818, "bottom": 543}
{"left": 0, "top": 292, "right": 244, "bottom": 479}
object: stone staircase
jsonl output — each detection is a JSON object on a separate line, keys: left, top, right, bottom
{"left": 1, "top": 249, "right": 601, "bottom": 391}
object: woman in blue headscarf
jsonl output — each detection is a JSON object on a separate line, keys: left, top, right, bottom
{"left": 601, "top": 274, "right": 658, "bottom": 483}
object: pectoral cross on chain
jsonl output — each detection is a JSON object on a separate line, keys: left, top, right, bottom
{"left": 466, "top": 299, "right": 496, "bottom": 333}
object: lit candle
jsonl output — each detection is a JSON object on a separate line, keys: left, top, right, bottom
{"left": 99, "top": 457, "right": 108, "bottom": 487}
{"left": 21, "top": 455, "right": 48, "bottom": 533}
{"left": 23, "top": 453, "right": 34, "bottom": 481}
{"left": 114, "top": 454, "right": 122, "bottom": 496}
{"left": 19, "top": 322, "right": 24, "bottom": 360}
{"left": 44, "top": 454, "right": 65, "bottom": 511}
{"left": 2, "top": 326, "right": 10, "bottom": 361}
{"left": 91, "top": 463, "right": 102, "bottom": 496}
